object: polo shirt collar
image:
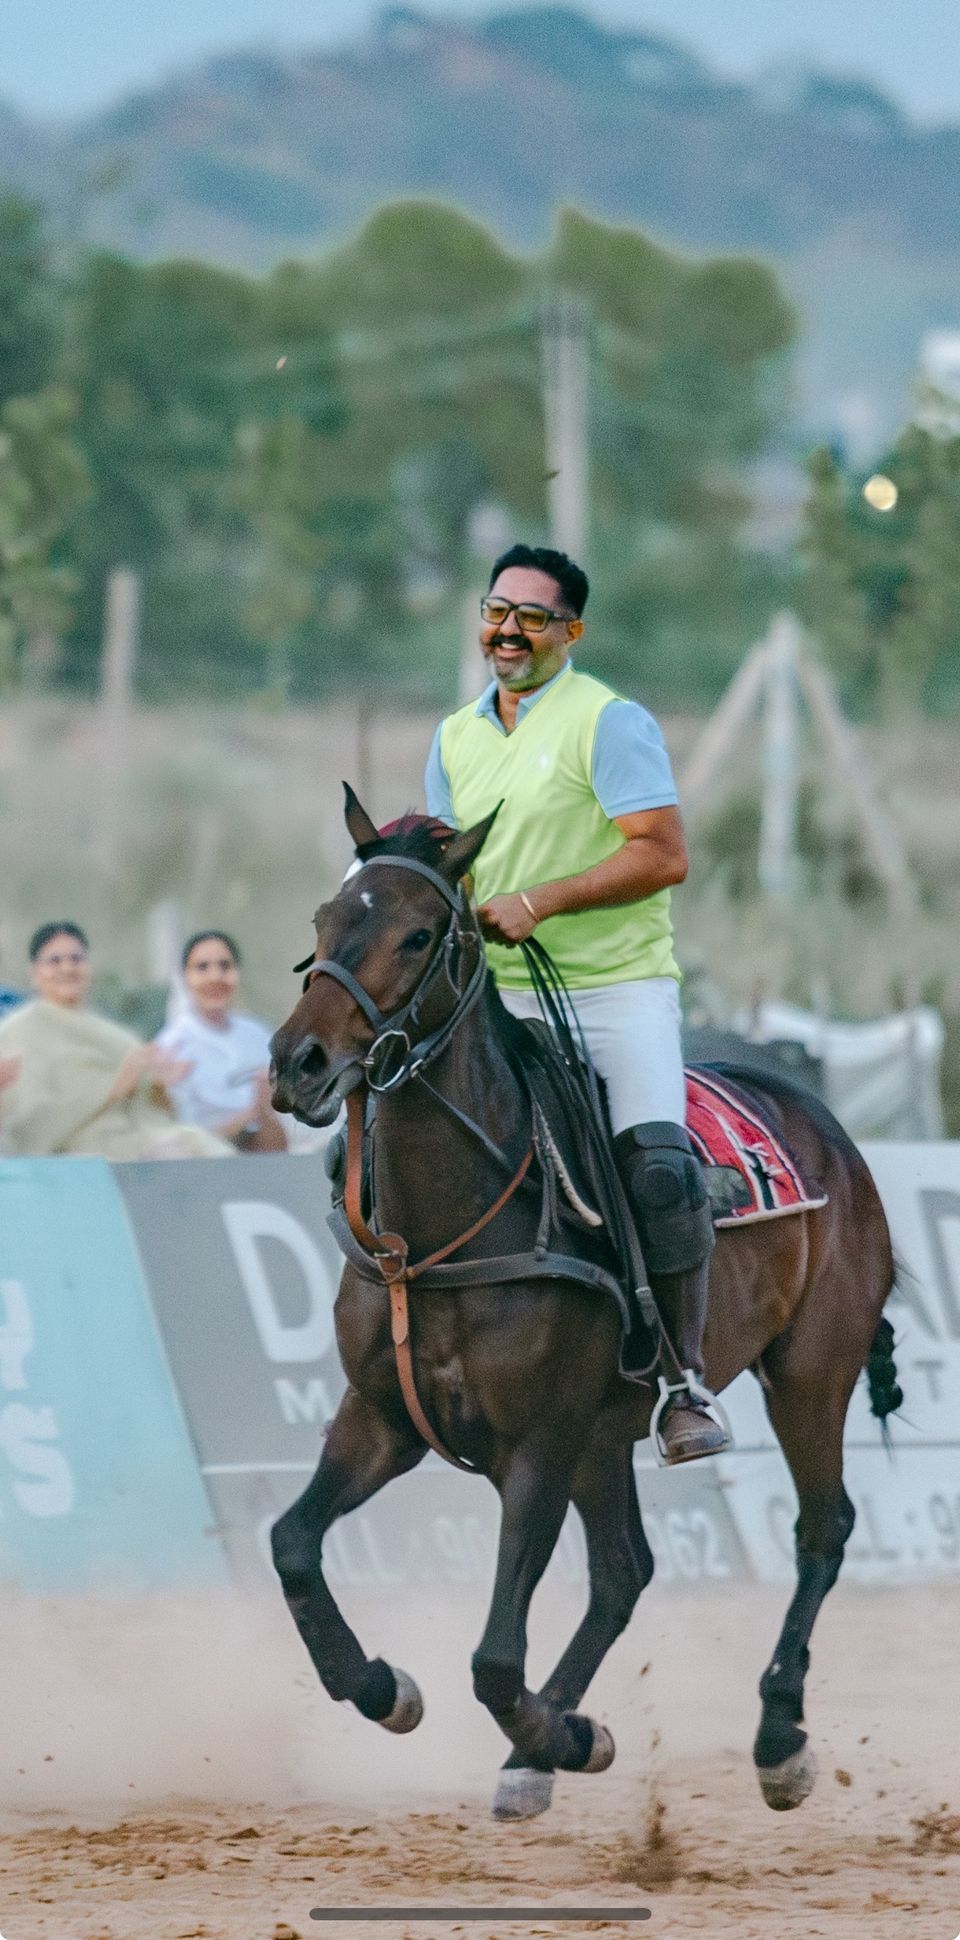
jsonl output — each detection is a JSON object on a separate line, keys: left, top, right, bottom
{"left": 474, "top": 659, "right": 572, "bottom": 731}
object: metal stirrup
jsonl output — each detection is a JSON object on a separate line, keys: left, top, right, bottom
{"left": 649, "top": 1372, "right": 733, "bottom": 1468}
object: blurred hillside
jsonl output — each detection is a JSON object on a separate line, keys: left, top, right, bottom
{"left": 3, "top": 6, "right": 960, "bottom": 440}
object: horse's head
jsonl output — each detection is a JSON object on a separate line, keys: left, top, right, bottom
{"left": 270, "top": 785, "right": 498, "bottom": 1124}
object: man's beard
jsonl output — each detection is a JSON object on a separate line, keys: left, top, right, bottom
{"left": 487, "top": 637, "right": 540, "bottom": 687}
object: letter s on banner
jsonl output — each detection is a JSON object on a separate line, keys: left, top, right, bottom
{"left": 220, "top": 1201, "right": 335, "bottom": 1364}
{"left": 0, "top": 1403, "right": 75, "bottom": 1516}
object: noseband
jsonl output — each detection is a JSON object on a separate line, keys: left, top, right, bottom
{"left": 293, "top": 853, "right": 487, "bottom": 1092}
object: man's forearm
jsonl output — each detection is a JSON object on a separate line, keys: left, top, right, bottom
{"left": 526, "top": 841, "right": 684, "bottom": 920}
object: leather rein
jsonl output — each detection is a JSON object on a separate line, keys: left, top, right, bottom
{"left": 297, "top": 852, "right": 534, "bottom": 1471}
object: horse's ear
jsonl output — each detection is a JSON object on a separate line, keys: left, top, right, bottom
{"left": 342, "top": 782, "right": 379, "bottom": 852}
{"left": 440, "top": 804, "right": 501, "bottom": 884}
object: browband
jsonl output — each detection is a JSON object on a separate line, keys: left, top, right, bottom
{"left": 353, "top": 852, "right": 463, "bottom": 911}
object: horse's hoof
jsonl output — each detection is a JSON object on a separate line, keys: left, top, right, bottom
{"left": 757, "top": 1740, "right": 818, "bottom": 1810}
{"left": 378, "top": 1668, "right": 424, "bottom": 1735}
{"left": 491, "top": 1767, "right": 555, "bottom": 1821}
{"left": 580, "top": 1720, "right": 615, "bottom": 1774}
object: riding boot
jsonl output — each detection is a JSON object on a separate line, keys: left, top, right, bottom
{"left": 612, "top": 1120, "right": 731, "bottom": 1465}
{"left": 647, "top": 1255, "right": 730, "bottom": 1463}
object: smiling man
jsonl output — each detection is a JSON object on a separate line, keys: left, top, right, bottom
{"left": 425, "top": 542, "right": 728, "bottom": 1463}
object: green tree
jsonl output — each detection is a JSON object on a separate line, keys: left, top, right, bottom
{"left": 799, "top": 424, "right": 960, "bottom": 715}
{"left": 63, "top": 252, "right": 261, "bottom": 696}
{"left": 44, "top": 196, "right": 798, "bottom": 707}
{"left": 0, "top": 196, "right": 58, "bottom": 401}
{"left": 0, "top": 199, "right": 89, "bottom": 684}
{"left": 797, "top": 446, "right": 872, "bottom": 690}
{"left": 229, "top": 199, "right": 796, "bottom": 706}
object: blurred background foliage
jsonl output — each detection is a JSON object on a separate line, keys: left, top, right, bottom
{"left": 2, "top": 187, "right": 803, "bottom": 708}
{"left": 799, "top": 428, "right": 960, "bottom": 718}
{"left": 4, "top": 183, "right": 959, "bottom": 718}
{"left": 3, "top": 181, "right": 957, "bottom": 718}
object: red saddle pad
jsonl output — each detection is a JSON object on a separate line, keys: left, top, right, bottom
{"left": 685, "top": 1068, "right": 828, "bottom": 1226}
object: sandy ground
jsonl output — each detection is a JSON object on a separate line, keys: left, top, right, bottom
{"left": 0, "top": 1578, "right": 957, "bottom": 1940}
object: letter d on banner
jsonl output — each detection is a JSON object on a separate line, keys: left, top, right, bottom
{"left": 221, "top": 1202, "right": 335, "bottom": 1363}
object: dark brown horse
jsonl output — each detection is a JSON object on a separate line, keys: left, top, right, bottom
{"left": 269, "top": 793, "right": 902, "bottom": 1821}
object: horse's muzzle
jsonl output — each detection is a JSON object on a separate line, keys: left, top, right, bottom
{"left": 270, "top": 1034, "right": 360, "bottom": 1126}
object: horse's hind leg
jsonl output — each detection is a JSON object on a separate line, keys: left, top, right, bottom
{"left": 493, "top": 1438, "right": 654, "bottom": 1820}
{"left": 753, "top": 1369, "right": 856, "bottom": 1810}
{"left": 271, "top": 1388, "right": 425, "bottom": 1730}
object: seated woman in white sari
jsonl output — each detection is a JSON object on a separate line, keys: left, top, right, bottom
{"left": 0, "top": 923, "right": 229, "bottom": 1160}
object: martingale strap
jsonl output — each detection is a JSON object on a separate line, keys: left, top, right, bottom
{"left": 343, "top": 1088, "right": 533, "bottom": 1471}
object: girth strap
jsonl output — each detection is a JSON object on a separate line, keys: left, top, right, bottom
{"left": 343, "top": 1088, "right": 533, "bottom": 1471}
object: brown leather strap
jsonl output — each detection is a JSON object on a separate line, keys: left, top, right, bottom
{"left": 342, "top": 1088, "right": 532, "bottom": 1470}
{"left": 344, "top": 1088, "right": 408, "bottom": 1280}
{"left": 407, "top": 1144, "right": 533, "bottom": 1280}
{"left": 387, "top": 1280, "right": 476, "bottom": 1471}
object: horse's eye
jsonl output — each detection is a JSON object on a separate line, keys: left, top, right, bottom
{"left": 400, "top": 928, "right": 432, "bottom": 953}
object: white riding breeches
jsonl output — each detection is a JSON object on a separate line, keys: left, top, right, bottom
{"left": 498, "top": 976, "right": 686, "bottom": 1137}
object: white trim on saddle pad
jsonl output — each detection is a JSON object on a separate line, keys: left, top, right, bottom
{"left": 712, "top": 1194, "right": 829, "bottom": 1229}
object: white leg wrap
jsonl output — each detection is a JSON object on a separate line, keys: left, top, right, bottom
{"left": 757, "top": 1740, "right": 818, "bottom": 1810}
{"left": 491, "top": 1767, "right": 555, "bottom": 1820}
{"left": 377, "top": 1668, "right": 424, "bottom": 1735}
{"left": 581, "top": 1721, "right": 616, "bottom": 1773}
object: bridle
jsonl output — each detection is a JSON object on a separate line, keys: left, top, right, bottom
{"left": 294, "top": 851, "right": 534, "bottom": 1471}
{"left": 293, "top": 854, "right": 488, "bottom": 1095}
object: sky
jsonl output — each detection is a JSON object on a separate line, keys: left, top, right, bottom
{"left": 5, "top": 0, "right": 960, "bottom": 125}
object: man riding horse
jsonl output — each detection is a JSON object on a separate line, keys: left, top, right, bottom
{"left": 425, "top": 541, "right": 729, "bottom": 1465}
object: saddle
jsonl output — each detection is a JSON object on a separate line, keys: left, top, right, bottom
{"left": 504, "top": 1019, "right": 826, "bottom": 1234}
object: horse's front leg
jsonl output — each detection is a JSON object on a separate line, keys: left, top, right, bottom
{"left": 271, "top": 1387, "right": 425, "bottom": 1729}
{"left": 494, "top": 1436, "right": 653, "bottom": 1818}
{"left": 471, "top": 1434, "right": 615, "bottom": 1819}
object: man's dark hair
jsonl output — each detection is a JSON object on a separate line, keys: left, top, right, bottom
{"left": 29, "top": 920, "right": 89, "bottom": 962}
{"left": 182, "top": 929, "right": 241, "bottom": 971}
{"left": 488, "top": 544, "right": 589, "bottom": 617}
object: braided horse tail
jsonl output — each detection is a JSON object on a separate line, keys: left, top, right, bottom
{"left": 865, "top": 1312, "right": 904, "bottom": 1443}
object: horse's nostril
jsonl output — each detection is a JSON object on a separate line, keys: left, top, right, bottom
{"left": 298, "top": 1039, "right": 327, "bottom": 1080}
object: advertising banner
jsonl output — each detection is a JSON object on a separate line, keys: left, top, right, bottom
{"left": 0, "top": 1158, "right": 226, "bottom": 1591}
{"left": 4, "top": 1140, "right": 956, "bottom": 1593}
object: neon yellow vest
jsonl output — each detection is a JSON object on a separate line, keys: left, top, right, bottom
{"left": 439, "top": 665, "right": 680, "bottom": 991}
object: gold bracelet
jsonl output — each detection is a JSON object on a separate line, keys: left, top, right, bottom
{"left": 519, "top": 891, "right": 538, "bottom": 922}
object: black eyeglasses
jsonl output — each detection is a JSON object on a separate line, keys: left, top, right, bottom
{"left": 480, "top": 596, "right": 573, "bottom": 634}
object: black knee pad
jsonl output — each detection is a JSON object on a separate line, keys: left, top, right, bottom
{"left": 613, "top": 1120, "right": 715, "bottom": 1275}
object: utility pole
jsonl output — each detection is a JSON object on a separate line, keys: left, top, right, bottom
{"left": 459, "top": 500, "right": 512, "bottom": 705}
{"left": 758, "top": 611, "right": 801, "bottom": 900}
{"left": 97, "top": 567, "right": 139, "bottom": 881}
{"left": 541, "top": 292, "right": 590, "bottom": 561}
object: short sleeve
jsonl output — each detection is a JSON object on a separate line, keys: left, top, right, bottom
{"left": 591, "top": 699, "right": 678, "bottom": 818}
{"left": 425, "top": 724, "right": 457, "bottom": 825}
